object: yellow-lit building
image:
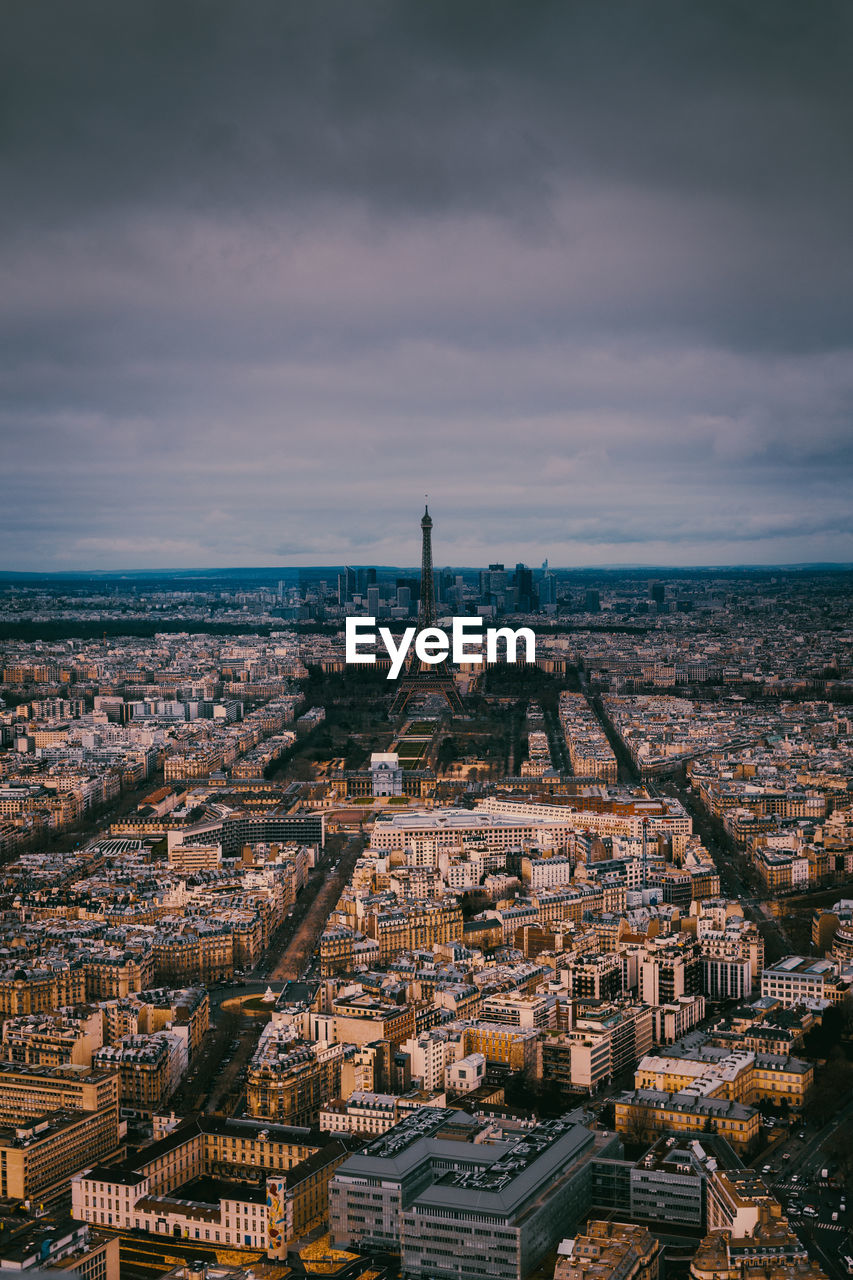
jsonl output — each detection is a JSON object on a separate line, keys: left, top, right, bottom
{"left": 614, "top": 1088, "right": 760, "bottom": 1153}
{"left": 247, "top": 1034, "right": 347, "bottom": 1126}
{"left": 690, "top": 1209, "right": 826, "bottom": 1280}
{"left": 0, "top": 1062, "right": 119, "bottom": 1124}
{"left": 0, "top": 965, "right": 87, "bottom": 1016}
{"left": 0, "top": 1107, "right": 123, "bottom": 1202}
{"left": 454, "top": 1020, "right": 540, "bottom": 1073}
{"left": 633, "top": 1049, "right": 812, "bottom": 1113}
{"left": 555, "top": 1220, "right": 661, "bottom": 1280}
{"left": 72, "top": 1115, "right": 350, "bottom": 1256}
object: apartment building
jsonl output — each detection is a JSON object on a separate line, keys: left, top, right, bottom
{"left": 651, "top": 996, "right": 707, "bottom": 1046}
{"left": 539, "top": 1004, "right": 654, "bottom": 1094}
{"left": 93, "top": 1031, "right": 188, "bottom": 1115}
{"left": 365, "top": 901, "right": 464, "bottom": 960}
{"left": 0, "top": 1106, "right": 122, "bottom": 1202}
{"left": 1, "top": 1006, "right": 104, "bottom": 1068}
{"left": 560, "top": 953, "right": 623, "bottom": 1003}
{"left": 760, "top": 955, "right": 849, "bottom": 1006}
{"left": 555, "top": 1220, "right": 661, "bottom": 1280}
{"left": 0, "top": 965, "right": 87, "bottom": 1016}
{"left": 480, "top": 991, "right": 556, "bottom": 1029}
{"left": 246, "top": 1031, "right": 346, "bottom": 1125}
{"left": 706, "top": 1166, "right": 785, "bottom": 1235}
{"left": 614, "top": 1089, "right": 760, "bottom": 1152}
{"left": 0, "top": 1062, "right": 119, "bottom": 1125}
{"left": 82, "top": 951, "right": 154, "bottom": 1000}
{"left": 319, "top": 927, "right": 357, "bottom": 977}
{"left": 450, "top": 1021, "right": 540, "bottom": 1074}
{"left": 319, "top": 1090, "right": 444, "bottom": 1137}
{"left": 689, "top": 1209, "right": 826, "bottom": 1280}
{"left": 634, "top": 1048, "right": 812, "bottom": 1113}
{"left": 638, "top": 941, "right": 702, "bottom": 1006}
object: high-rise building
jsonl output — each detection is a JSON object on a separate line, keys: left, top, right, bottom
{"left": 538, "top": 571, "right": 557, "bottom": 609}
{"left": 356, "top": 567, "right": 376, "bottom": 595}
{"left": 515, "top": 563, "right": 533, "bottom": 611}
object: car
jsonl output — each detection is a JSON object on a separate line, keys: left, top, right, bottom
{"left": 762, "top": 1165, "right": 772, "bottom": 1174}
{"left": 782, "top": 1153, "right": 792, "bottom": 1161}
{"left": 803, "top": 1206, "right": 818, "bottom": 1217}
{"left": 797, "top": 1131, "right": 806, "bottom": 1140}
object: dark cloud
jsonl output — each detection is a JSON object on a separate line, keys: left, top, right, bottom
{"left": 1, "top": 1, "right": 852, "bottom": 568}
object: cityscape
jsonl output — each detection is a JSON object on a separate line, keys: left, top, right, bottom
{"left": 0, "top": 503, "right": 851, "bottom": 1280}
{"left": 3, "top": 5, "right": 853, "bottom": 1280}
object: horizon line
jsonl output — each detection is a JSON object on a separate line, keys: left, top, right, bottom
{"left": 2, "top": 560, "right": 853, "bottom": 578}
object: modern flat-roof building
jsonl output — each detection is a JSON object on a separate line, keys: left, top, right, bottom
{"left": 329, "top": 1106, "right": 621, "bottom": 1280}
{"left": 370, "top": 808, "right": 580, "bottom": 853}
{"left": 0, "top": 1062, "right": 120, "bottom": 1126}
{"left": 760, "top": 956, "right": 849, "bottom": 1007}
{"left": 0, "top": 1107, "right": 123, "bottom": 1202}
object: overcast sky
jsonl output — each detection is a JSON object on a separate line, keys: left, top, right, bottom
{"left": 2, "top": 1, "right": 853, "bottom": 571}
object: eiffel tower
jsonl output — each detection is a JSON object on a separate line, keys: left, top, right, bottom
{"left": 389, "top": 502, "right": 464, "bottom": 717}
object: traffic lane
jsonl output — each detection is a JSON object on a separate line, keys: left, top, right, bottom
{"left": 788, "top": 1219, "right": 851, "bottom": 1280}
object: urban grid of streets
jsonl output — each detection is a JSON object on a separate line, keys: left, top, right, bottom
{"left": 0, "top": 561, "right": 852, "bottom": 1280}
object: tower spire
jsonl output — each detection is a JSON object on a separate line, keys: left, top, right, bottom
{"left": 419, "top": 500, "right": 436, "bottom": 628}
{"left": 388, "top": 500, "right": 463, "bottom": 717}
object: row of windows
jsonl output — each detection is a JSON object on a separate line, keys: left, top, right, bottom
{"left": 84, "top": 1210, "right": 260, "bottom": 1247}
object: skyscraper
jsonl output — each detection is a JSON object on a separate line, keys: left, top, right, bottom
{"left": 515, "top": 563, "right": 533, "bottom": 611}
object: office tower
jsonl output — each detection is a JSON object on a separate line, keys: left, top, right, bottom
{"left": 515, "top": 563, "right": 533, "bottom": 611}
{"left": 538, "top": 571, "right": 557, "bottom": 608}
{"left": 357, "top": 567, "right": 376, "bottom": 595}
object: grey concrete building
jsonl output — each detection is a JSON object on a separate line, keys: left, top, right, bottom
{"left": 329, "top": 1106, "right": 621, "bottom": 1280}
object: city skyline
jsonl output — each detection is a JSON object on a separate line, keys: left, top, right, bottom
{"left": 2, "top": 3, "right": 853, "bottom": 571}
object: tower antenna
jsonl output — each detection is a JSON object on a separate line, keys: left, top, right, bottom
{"left": 389, "top": 500, "right": 463, "bottom": 717}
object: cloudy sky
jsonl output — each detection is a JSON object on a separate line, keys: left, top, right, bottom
{"left": 2, "top": 1, "right": 853, "bottom": 570}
